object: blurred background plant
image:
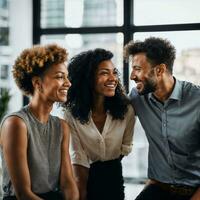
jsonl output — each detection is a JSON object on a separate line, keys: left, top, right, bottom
{"left": 0, "top": 88, "right": 11, "bottom": 197}
{"left": 0, "top": 88, "right": 11, "bottom": 122}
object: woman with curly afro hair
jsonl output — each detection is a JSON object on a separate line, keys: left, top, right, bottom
{"left": 63, "top": 48, "right": 135, "bottom": 200}
{"left": 0, "top": 44, "right": 79, "bottom": 200}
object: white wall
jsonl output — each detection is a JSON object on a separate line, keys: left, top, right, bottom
{"left": 0, "top": 0, "right": 32, "bottom": 197}
{"left": 9, "top": 0, "right": 33, "bottom": 112}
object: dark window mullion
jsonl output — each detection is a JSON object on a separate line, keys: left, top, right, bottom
{"left": 40, "top": 26, "right": 124, "bottom": 35}
{"left": 123, "top": 0, "right": 133, "bottom": 93}
{"left": 132, "top": 23, "right": 200, "bottom": 32}
{"left": 33, "top": 0, "right": 200, "bottom": 96}
{"left": 25, "top": 0, "right": 41, "bottom": 105}
{"left": 33, "top": 0, "right": 41, "bottom": 44}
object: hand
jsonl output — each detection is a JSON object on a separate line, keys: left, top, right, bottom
{"left": 190, "top": 187, "right": 200, "bottom": 200}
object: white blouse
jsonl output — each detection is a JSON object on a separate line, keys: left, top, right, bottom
{"left": 65, "top": 105, "right": 135, "bottom": 168}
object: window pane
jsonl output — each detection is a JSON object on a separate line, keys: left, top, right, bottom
{"left": 0, "top": 0, "right": 9, "bottom": 45}
{"left": 0, "top": 65, "right": 9, "bottom": 79}
{"left": 41, "top": 0, "right": 123, "bottom": 28}
{"left": 0, "top": 0, "right": 8, "bottom": 8}
{"left": 41, "top": 33, "right": 124, "bottom": 78}
{"left": 134, "top": 0, "right": 200, "bottom": 25}
{"left": 0, "top": 27, "right": 9, "bottom": 45}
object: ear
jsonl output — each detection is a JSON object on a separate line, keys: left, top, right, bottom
{"left": 32, "top": 76, "right": 42, "bottom": 91}
{"left": 155, "top": 64, "right": 166, "bottom": 76}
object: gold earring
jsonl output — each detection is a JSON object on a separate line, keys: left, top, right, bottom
{"left": 38, "top": 86, "right": 43, "bottom": 93}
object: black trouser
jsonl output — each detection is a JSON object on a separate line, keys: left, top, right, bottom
{"left": 3, "top": 191, "right": 63, "bottom": 200}
{"left": 135, "top": 184, "right": 194, "bottom": 200}
{"left": 87, "top": 158, "right": 125, "bottom": 200}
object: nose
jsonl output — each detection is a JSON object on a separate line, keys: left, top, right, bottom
{"left": 108, "top": 72, "right": 118, "bottom": 81}
{"left": 64, "top": 77, "right": 71, "bottom": 88}
{"left": 130, "top": 69, "right": 136, "bottom": 80}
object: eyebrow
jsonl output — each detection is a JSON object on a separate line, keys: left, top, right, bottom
{"left": 132, "top": 65, "right": 141, "bottom": 68}
{"left": 55, "top": 71, "right": 66, "bottom": 74}
{"left": 98, "top": 67, "right": 117, "bottom": 71}
{"left": 54, "top": 71, "right": 68, "bottom": 75}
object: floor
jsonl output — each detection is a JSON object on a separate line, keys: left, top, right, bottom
{"left": 125, "top": 183, "right": 144, "bottom": 200}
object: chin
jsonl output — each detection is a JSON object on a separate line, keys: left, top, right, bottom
{"left": 105, "top": 92, "right": 115, "bottom": 97}
{"left": 58, "top": 97, "right": 67, "bottom": 102}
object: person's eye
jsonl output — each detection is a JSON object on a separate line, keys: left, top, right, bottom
{"left": 113, "top": 70, "right": 119, "bottom": 76}
{"left": 56, "top": 76, "right": 64, "bottom": 79}
{"left": 135, "top": 67, "right": 141, "bottom": 71}
{"left": 99, "top": 71, "right": 109, "bottom": 75}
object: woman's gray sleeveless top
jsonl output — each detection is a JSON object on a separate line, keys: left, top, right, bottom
{"left": 0, "top": 106, "right": 63, "bottom": 197}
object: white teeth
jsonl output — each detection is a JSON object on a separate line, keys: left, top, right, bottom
{"left": 60, "top": 89, "right": 68, "bottom": 94}
{"left": 105, "top": 84, "right": 115, "bottom": 88}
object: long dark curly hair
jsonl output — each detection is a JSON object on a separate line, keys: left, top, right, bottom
{"left": 64, "top": 48, "right": 129, "bottom": 124}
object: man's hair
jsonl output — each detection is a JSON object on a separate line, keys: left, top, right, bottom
{"left": 124, "top": 37, "right": 176, "bottom": 73}
{"left": 12, "top": 44, "right": 68, "bottom": 96}
{"left": 64, "top": 48, "right": 129, "bottom": 124}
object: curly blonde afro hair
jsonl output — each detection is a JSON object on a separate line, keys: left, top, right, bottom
{"left": 12, "top": 44, "right": 68, "bottom": 96}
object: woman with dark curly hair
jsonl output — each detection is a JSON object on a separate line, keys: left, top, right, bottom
{"left": 0, "top": 44, "right": 79, "bottom": 200}
{"left": 63, "top": 48, "right": 135, "bottom": 200}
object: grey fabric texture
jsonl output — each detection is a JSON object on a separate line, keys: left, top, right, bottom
{"left": 0, "top": 106, "right": 63, "bottom": 196}
{"left": 130, "top": 79, "right": 200, "bottom": 186}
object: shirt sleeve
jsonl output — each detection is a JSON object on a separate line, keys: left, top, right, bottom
{"left": 121, "top": 105, "right": 135, "bottom": 156}
{"left": 129, "top": 88, "right": 139, "bottom": 116}
{"left": 64, "top": 111, "right": 90, "bottom": 168}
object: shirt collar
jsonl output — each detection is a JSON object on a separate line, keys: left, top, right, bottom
{"left": 148, "top": 78, "right": 182, "bottom": 102}
{"left": 168, "top": 78, "right": 182, "bottom": 101}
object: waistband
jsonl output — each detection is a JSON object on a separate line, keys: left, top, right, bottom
{"left": 151, "top": 180, "right": 197, "bottom": 196}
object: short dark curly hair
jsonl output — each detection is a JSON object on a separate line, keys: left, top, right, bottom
{"left": 12, "top": 44, "right": 68, "bottom": 96}
{"left": 124, "top": 37, "right": 176, "bottom": 74}
{"left": 64, "top": 48, "right": 129, "bottom": 124}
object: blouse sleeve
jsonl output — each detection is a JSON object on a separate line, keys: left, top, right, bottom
{"left": 121, "top": 105, "right": 135, "bottom": 156}
{"left": 64, "top": 111, "right": 90, "bottom": 168}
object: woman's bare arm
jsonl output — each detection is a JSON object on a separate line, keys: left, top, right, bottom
{"left": 0, "top": 116, "right": 42, "bottom": 200}
{"left": 60, "top": 119, "right": 79, "bottom": 200}
{"left": 73, "top": 164, "right": 89, "bottom": 200}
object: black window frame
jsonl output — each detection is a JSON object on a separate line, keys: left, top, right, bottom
{"left": 33, "top": 0, "right": 200, "bottom": 93}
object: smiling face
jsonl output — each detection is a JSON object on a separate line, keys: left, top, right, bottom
{"left": 36, "top": 63, "right": 71, "bottom": 103}
{"left": 130, "top": 53, "right": 157, "bottom": 95}
{"left": 94, "top": 60, "right": 118, "bottom": 98}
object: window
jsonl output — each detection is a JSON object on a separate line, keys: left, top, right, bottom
{"left": 0, "top": 0, "right": 8, "bottom": 9}
{"left": 134, "top": 0, "right": 200, "bottom": 25}
{"left": 0, "top": 64, "right": 9, "bottom": 79}
{"left": 0, "top": 0, "right": 9, "bottom": 45}
{"left": 33, "top": 0, "right": 130, "bottom": 91}
{"left": 0, "top": 28, "right": 8, "bottom": 45}
{"left": 41, "top": 33, "right": 124, "bottom": 78}
{"left": 41, "top": 0, "right": 123, "bottom": 28}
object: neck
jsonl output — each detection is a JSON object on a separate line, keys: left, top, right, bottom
{"left": 153, "top": 76, "right": 175, "bottom": 102}
{"left": 92, "top": 95, "right": 105, "bottom": 114}
{"left": 28, "top": 96, "right": 53, "bottom": 123}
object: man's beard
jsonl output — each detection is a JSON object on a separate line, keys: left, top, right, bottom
{"left": 139, "top": 78, "right": 157, "bottom": 95}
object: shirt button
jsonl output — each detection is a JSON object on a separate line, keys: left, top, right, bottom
{"left": 97, "top": 139, "right": 101, "bottom": 144}
{"left": 163, "top": 123, "right": 166, "bottom": 127}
